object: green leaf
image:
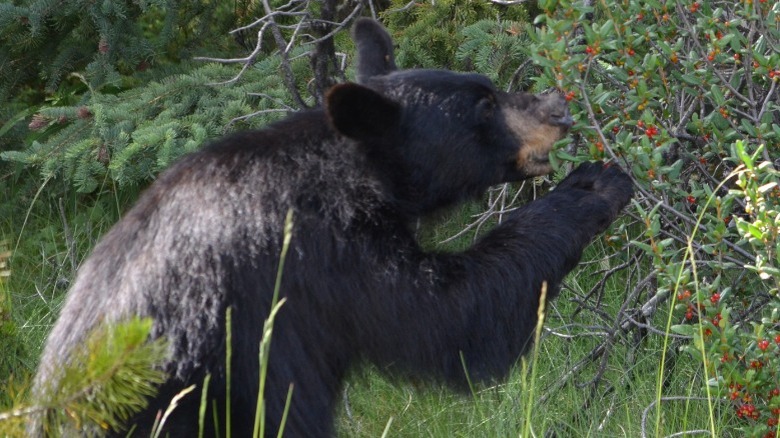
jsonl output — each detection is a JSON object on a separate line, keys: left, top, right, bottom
{"left": 747, "top": 223, "right": 764, "bottom": 240}
{"left": 740, "top": 118, "right": 757, "bottom": 137}
{"left": 733, "top": 140, "right": 754, "bottom": 170}
{"left": 717, "top": 33, "right": 735, "bottom": 49}
{"left": 710, "top": 85, "right": 726, "bottom": 106}
{"left": 599, "top": 20, "right": 615, "bottom": 38}
{"left": 681, "top": 74, "right": 701, "bottom": 85}
{"left": 630, "top": 241, "right": 654, "bottom": 253}
{"left": 671, "top": 324, "right": 694, "bottom": 336}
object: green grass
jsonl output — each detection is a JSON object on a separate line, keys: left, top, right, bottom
{"left": 0, "top": 175, "right": 139, "bottom": 395}
{"left": 334, "top": 291, "right": 736, "bottom": 437}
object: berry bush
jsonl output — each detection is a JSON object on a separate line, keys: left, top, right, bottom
{"left": 530, "top": 0, "right": 780, "bottom": 435}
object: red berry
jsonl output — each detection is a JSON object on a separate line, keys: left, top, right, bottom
{"left": 687, "top": 195, "right": 696, "bottom": 204}
{"left": 758, "top": 339, "right": 770, "bottom": 351}
{"left": 645, "top": 125, "right": 659, "bottom": 139}
{"left": 711, "top": 313, "right": 721, "bottom": 326}
{"left": 774, "top": 334, "right": 780, "bottom": 344}
{"left": 710, "top": 293, "right": 720, "bottom": 304}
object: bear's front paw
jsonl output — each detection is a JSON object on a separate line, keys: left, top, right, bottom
{"left": 557, "top": 161, "right": 633, "bottom": 221}
{"left": 556, "top": 161, "right": 606, "bottom": 191}
{"left": 559, "top": 161, "right": 632, "bottom": 197}
{"left": 592, "top": 163, "right": 634, "bottom": 214}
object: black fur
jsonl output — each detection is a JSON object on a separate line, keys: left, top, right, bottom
{"left": 32, "top": 19, "right": 633, "bottom": 437}
{"left": 353, "top": 18, "right": 397, "bottom": 84}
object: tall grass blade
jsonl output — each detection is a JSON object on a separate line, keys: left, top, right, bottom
{"left": 521, "top": 281, "right": 548, "bottom": 437}
{"left": 198, "top": 374, "right": 211, "bottom": 438}
{"left": 254, "top": 210, "right": 294, "bottom": 437}
{"left": 152, "top": 385, "right": 196, "bottom": 438}
{"left": 226, "top": 307, "right": 232, "bottom": 438}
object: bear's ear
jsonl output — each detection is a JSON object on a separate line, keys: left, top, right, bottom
{"left": 353, "top": 18, "right": 397, "bottom": 84}
{"left": 325, "top": 83, "right": 401, "bottom": 141}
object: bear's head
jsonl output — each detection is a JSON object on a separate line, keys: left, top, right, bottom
{"left": 326, "top": 18, "right": 573, "bottom": 216}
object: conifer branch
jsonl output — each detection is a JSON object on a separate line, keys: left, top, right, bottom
{"left": 26, "top": 318, "right": 169, "bottom": 435}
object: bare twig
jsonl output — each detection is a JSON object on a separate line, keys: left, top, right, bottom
{"left": 384, "top": 0, "right": 417, "bottom": 14}
{"left": 194, "top": 0, "right": 366, "bottom": 124}
{"left": 262, "top": 0, "right": 309, "bottom": 108}
{"left": 196, "top": 23, "right": 272, "bottom": 86}
{"left": 488, "top": 0, "right": 530, "bottom": 4}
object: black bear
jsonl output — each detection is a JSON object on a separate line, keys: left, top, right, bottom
{"left": 32, "top": 18, "right": 632, "bottom": 437}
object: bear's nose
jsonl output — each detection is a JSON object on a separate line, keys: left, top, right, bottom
{"left": 550, "top": 111, "right": 574, "bottom": 129}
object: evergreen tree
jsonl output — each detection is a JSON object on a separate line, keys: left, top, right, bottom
{"left": 2, "top": 62, "right": 298, "bottom": 193}
{"left": 382, "top": 0, "right": 532, "bottom": 78}
{"left": 1, "top": 0, "right": 354, "bottom": 193}
{"left": 0, "top": 0, "right": 248, "bottom": 150}
{"left": 0, "top": 0, "right": 244, "bottom": 102}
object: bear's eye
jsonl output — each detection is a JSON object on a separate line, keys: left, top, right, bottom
{"left": 476, "top": 96, "right": 496, "bottom": 121}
